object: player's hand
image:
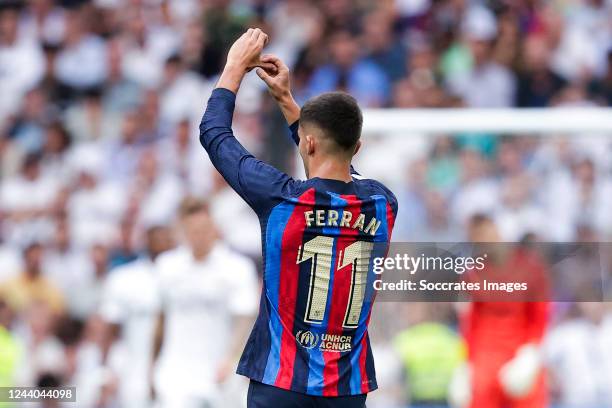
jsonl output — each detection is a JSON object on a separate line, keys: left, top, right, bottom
{"left": 255, "top": 54, "right": 300, "bottom": 124}
{"left": 499, "top": 343, "right": 541, "bottom": 398}
{"left": 256, "top": 54, "right": 291, "bottom": 101}
{"left": 225, "top": 28, "right": 275, "bottom": 73}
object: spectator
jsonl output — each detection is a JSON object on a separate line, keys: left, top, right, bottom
{"left": 545, "top": 156, "right": 612, "bottom": 241}
{"left": 43, "top": 218, "right": 89, "bottom": 298}
{"left": 18, "top": 0, "right": 65, "bottom": 45}
{"left": 415, "top": 190, "right": 463, "bottom": 242}
{"left": 64, "top": 87, "right": 122, "bottom": 142}
{"left": 129, "top": 150, "right": 183, "bottom": 229}
{"left": 401, "top": 36, "right": 447, "bottom": 108}
{"left": 54, "top": 6, "right": 107, "bottom": 90}
{"left": 0, "top": 235, "right": 22, "bottom": 283}
{"left": 264, "top": 0, "right": 320, "bottom": 68}
{"left": 0, "top": 2, "right": 45, "bottom": 120}
{"left": 494, "top": 174, "right": 545, "bottom": 241}
{"left": 362, "top": 9, "right": 406, "bottom": 83}
{"left": 0, "top": 243, "right": 64, "bottom": 315}
{"left": 589, "top": 48, "right": 612, "bottom": 105}
{"left": 14, "top": 301, "right": 65, "bottom": 386}
{"left": 40, "top": 121, "right": 71, "bottom": 180}
{"left": 120, "top": 7, "right": 179, "bottom": 88}
{"left": 451, "top": 148, "right": 499, "bottom": 227}
{"left": 63, "top": 243, "right": 109, "bottom": 320}
{"left": 394, "top": 303, "right": 465, "bottom": 406}
{"left": 8, "top": 87, "right": 54, "bottom": 153}
{"left": 66, "top": 145, "right": 125, "bottom": 248}
{"left": 0, "top": 132, "right": 26, "bottom": 180}
{"left": 307, "top": 30, "right": 390, "bottom": 107}
{"left": 516, "top": 34, "right": 566, "bottom": 107}
{"left": 107, "top": 217, "right": 139, "bottom": 270}
{"left": 103, "top": 35, "right": 142, "bottom": 113}
{"left": 0, "top": 299, "right": 22, "bottom": 387}
{"left": 0, "top": 153, "right": 59, "bottom": 245}
{"left": 445, "top": 7, "right": 517, "bottom": 107}
{"left": 158, "top": 55, "right": 213, "bottom": 127}
{"left": 72, "top": 313, "right": 122, "bottom": 407}
{"left": 198, "top": 0, "right": 248, "bottom": 78}
{"left": 104, "top": 111, "right": 148, "bottom": 182}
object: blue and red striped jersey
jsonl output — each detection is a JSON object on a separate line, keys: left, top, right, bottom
{"left": 200, "top": 88, "right": 397, "bottom": 396}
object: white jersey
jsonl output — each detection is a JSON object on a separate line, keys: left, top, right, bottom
{"left": 154, "top": 244, "right": 259, "bottom": 399}
{"left": 99, "top": 257, "right": 161, "bottom": 408}
{"left": 544, "top": 316, "right": 612, "bottom": 406}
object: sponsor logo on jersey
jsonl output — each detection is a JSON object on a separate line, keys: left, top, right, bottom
{"left": 296, "top": 330, "right": 319, "bottom": 349}
{"left": 295, "top": 331, "right": 352, "bottom": 352}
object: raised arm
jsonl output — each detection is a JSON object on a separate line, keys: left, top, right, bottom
{"left": 200, "top": 29, "right": 294, "bottom": 213}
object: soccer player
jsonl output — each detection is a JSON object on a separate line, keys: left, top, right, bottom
{"left": 99, "top": 225, "right": 174, "bottom": 408}
{"left": 458, "top": 214, "right": 549, "bottom": 408}
{"left": 199, "top": 28, "right": 397, "bottom": 407}
{"left": 152, "top": 198, "right": 259, "bottom": 408}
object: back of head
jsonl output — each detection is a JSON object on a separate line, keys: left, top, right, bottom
{"left": 178, "top": 196, "right": 209, "bottom": 220}
{"left": 467, "top": 213, "right": 500, "bottom": 242}
{"left": 177, "top": 196, "right": 215, "bottom": 254}
{"left": 300, "top": 92, "right": 363, "bottom": 155}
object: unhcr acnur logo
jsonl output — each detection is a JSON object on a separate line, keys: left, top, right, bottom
{"left": 295, "top": 330, "right": 319, "bottom": 349}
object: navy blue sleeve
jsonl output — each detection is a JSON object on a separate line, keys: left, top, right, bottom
{"left": 288, "top": 120, "right": 360, "bottom": 176}
{"left": 199, "top": 88, "right": 294, "bottom": 214}
{"left": 288, "top": 121, "right": 300, "bottom": 144}
{"left": 377, "top": 180, "right": 398, "bottom": 218}
{"left": 386, "top": 187, "right": 399, "bottom": 218}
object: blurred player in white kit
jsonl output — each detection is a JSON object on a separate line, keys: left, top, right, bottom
{"left": 152, "top": 197, "right": 259, "bottom": 408}
{"left": 99, "top": 225, "right": 175, "bottom": 408}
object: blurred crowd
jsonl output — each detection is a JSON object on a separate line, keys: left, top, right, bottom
{"left": 1, "top": 0, "right": 612, "bottom": 407}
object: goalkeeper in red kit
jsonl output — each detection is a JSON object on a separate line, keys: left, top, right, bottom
{"left": 450, "top": 214, "right": 550, "bottom": 408}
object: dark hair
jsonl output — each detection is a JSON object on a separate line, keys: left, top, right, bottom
{"left": 178, "top": 196, "right": 209, "bottom": 218}
{"left": 468, "top": 213, "right": 493, "bottom": 228}
{"left": 300, "top": 92, "right": 362, "bottom": 152}
{"left": 22, "top": 152, "right": 42, "bottom": 169}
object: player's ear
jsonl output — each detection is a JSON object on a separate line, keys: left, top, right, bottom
{"left": 305, "top": 134, "right": 316, "bottom": 156}
{"left": 353, "top": 140, "right": 361, "bottom": 156}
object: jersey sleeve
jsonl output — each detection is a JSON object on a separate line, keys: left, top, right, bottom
{"left": 288, "top": 120, "right": 300, "bottom": 145}
{"left": 200, "top": 88, "right": 294, "bottom": 214}
{"left": 379, "top": 182, "right": 399, "bottom": 219}
{"left": 288, "top": 120, "right": 360, "bottom": 177}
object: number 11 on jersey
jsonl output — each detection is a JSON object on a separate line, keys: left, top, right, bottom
{"left": 297, "top": 236, "right": 374, "bottom": 329}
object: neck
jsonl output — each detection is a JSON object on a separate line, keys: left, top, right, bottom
{"left": 307, "top": 157, "right": 353, "bottom": 182}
